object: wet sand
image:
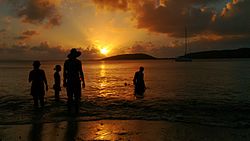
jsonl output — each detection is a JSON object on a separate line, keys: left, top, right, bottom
{"left": 1, "top": 120, "right": 250, "bottom": 141}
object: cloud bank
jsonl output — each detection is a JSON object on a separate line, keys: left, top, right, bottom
{"left": 0, "top": 41, "right": 103, "bottom": 60}
{"left": 15, "top": 30, "right": 39, "bottom": 41}
{"left": 8, "top": 0, "right": 62, "bottom": 27}
{"left": 93, "top": 0, "right": 250, "bottom": 37}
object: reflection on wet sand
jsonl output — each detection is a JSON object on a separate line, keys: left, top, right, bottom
{"left": 2, "top": 120, "right": 250, "bottom": 140}
{"left": 64, "top": 117, "right": 79, "bottom": 141}
{"left": 27, "top": 110, "right": 80, "bottom": 141}
{"left": 28, "top": 110, "right": 44, "bottom": 141}
{"left": 94, "top": 122, "right": 114, "bottom": 140}
{"left": 49, "top": 121, "right": 60, "bottom": 141}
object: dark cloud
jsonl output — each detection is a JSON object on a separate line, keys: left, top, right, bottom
{"left": 0, "top": 41, "right": 102, "bottom": 60}
{"left": 0, "top": 43, "right": 28, "bottom": 60}
{"left": 129, "top": 41, "right": 153, "bottom": 53}
{"left": 0, "top": 29, "right": 6, "bottom": 33}
{"left": 93, "top": 0, "right": 250, "bottom": 38}
{"left": 210, "top": 1, "right": 250, "bottom": 36}
{"left": 127, "top": 41, "right": 184, "bottom": 57}
{"left": 14, "top": 36, "right": 30, "bottom": 40}
{"left": 28, "top": 41, "right": 102, "bottom": 60}
{"left": 79, "top": 47, "right": 102, "bottom": 59}
{"left": 8, "top": 0, "right": 62, "bottom": 27}
{"left": 15, "top": 30, "right": 39, "bottom": 40}
{"left": 45, "top": 14, "right": 62, "bottom": 28}
{"left": 30, "top": 41, "right": 50, "bottom": 51}
{"left": 137, "top": 0, "right": 250, "bottom": 37}
{"left": 22, "top": 30, "right": 38, "bottom": 36}
{"left": 4, "top": 44, "right": 28, "bottom": 53}
{"left": 28, "top": 41, "right": 68, "bottom": 59}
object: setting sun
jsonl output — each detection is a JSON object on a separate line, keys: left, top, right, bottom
{"left": 100, "top": 48, "right": 109, "bottom": 55}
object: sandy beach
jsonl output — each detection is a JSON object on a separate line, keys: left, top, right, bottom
{"left": 1, "top": 120, "right": 250, "bottom": 141}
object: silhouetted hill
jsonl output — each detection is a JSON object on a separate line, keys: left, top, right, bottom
{"left": 102, "top": 53, "right": 156, "bottom": 60}
{"left": 185, "top": 48, "right": 250, "bottom": 59}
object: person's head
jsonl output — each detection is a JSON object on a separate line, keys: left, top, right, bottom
{"left": 67, "top": 48, "right": 81, "bottom": 59}
{"left": 54, "top": 65, "right": 61, "bottom": 72}
{"left": 139, "top": 66, "right": 144, "bottom": 72}
{"left": 33, "top": 61, "right": 41, "bottom": 69}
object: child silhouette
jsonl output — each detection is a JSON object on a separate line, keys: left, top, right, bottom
{"left": 53, "top": 65, "right": 61, "bottom": 101}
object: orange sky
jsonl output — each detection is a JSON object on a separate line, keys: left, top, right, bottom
{"left": 0, "top": 0, "right": 249, "bottom": 60}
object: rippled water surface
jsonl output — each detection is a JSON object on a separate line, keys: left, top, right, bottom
{"left": 1, "top": 59, "right": 250, "bottom": 127}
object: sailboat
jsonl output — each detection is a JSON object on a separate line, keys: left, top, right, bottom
{"left": 175, "top": 26, "right": 192, "bottom": 62}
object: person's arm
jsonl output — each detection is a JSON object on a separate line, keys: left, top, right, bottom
{"left": 133, "top": 72, "right": 137, "bottom": 85}
{"left": 43, "top": 70, "right": 48, "bottom": 91}
{"left": 63, "top": 61, "right": 67, "bottom": 87}
{"left": 81, "top": 74, "right": 85, "bottom": 88}
{"left": 142, "top": 73, "right": 146, "bottom": 89}
{"left": 28, "top": 71, "right": 32, "bottom": 83}
{"left": 79, "top": 61, "right": 85, "bottom": 88}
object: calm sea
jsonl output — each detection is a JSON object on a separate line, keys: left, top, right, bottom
{"left": 1, "top": 59, "right": 250, "bottom": 127}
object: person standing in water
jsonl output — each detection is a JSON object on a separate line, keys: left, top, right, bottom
{"left": 133, "top": 66, "right": 146, "bottom": 96}
{"left": 63, "top": 48, "right": 85, "bottom": 112}
{"left": 29, "top": 61, "right": 48, "bottom": 108}
{"left": 53, "top": 65, "right": 61, "bottom": 101}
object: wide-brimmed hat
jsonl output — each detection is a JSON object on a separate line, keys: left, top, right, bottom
{"left": 67, "top": 48, "right": 81, "bottom": 58}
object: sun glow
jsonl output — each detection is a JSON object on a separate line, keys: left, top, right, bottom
{"left": 100, "top": 48, "right": 109, "bottom": 55}
{"left": 92, "top": 40, "right": 114, "bottom": 56}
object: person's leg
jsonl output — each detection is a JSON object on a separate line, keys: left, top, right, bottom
{"left": 137, "top": 84, "right": 145, "bottom": 96}
{"left": 55, "top": 90, "right": 59, "bottom": 101}
{"left": 67, "top": 86, "right": 73, "bottom": 111}
{"left": 134, "top": 85, "right": 139, "bottom": 95}
{"left": 74, "top": 83, "right": 81, "bottom": 112}
{"left": 33, "top": 96, "right": 38, "bottom": 108}
{"left": 39, "top": 95, "right": 44, "bottom": 108}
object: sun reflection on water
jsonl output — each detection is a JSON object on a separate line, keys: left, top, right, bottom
{"left": 98, "top": 62, "right": 109, "bottom": 97}
{"left": 100, "top": 63, "right": 106, "bottom": 77}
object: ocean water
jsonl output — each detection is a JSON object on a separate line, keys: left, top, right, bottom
{"left": 1, "top": 59, "right": 250, "bottom": 127}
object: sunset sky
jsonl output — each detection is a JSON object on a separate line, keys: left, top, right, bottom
{"left": 0, "top": 0, "right": 249, "bottom": 60}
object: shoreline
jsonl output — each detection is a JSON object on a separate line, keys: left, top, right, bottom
{"left": 1, "top": 96, "right": 250, "bottom": 129}
{"left": 1, "top": 120, "right": 250, "bottom": 141}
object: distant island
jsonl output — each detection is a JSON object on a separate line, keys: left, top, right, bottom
{"left": 101, "top": 53, "right": 156, "bottom": 60}
{"left": 184, "top": 48, "right": 250, "bottom": 59}
{"left": 100, "top": 48, "right": 250, "bottom": 61}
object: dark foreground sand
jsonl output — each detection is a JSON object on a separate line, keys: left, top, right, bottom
{"left": 1, "top": 120, "right": 250, "bottom": 141}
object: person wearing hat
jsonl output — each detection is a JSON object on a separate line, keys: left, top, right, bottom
{"left": 63, "top": 48, "right": 85, "bottom": 112}
{"left": 29, "top": 60, "right": 48, "bottom": 108}
{"left": 53, "top": 65, "right": 61, "bottom": 101}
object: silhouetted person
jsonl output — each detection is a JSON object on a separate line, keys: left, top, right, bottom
{"left": 63, "top": 48, "right": 85, "bottom": 112}
{"left": 53, "top": 65, "right": 61, "bottom": 101}
{"left": 29, "top": 61, "right": 48, "bottom": 108}
{"left": 133, "top": 66, "right": 146, "bottom": 96}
